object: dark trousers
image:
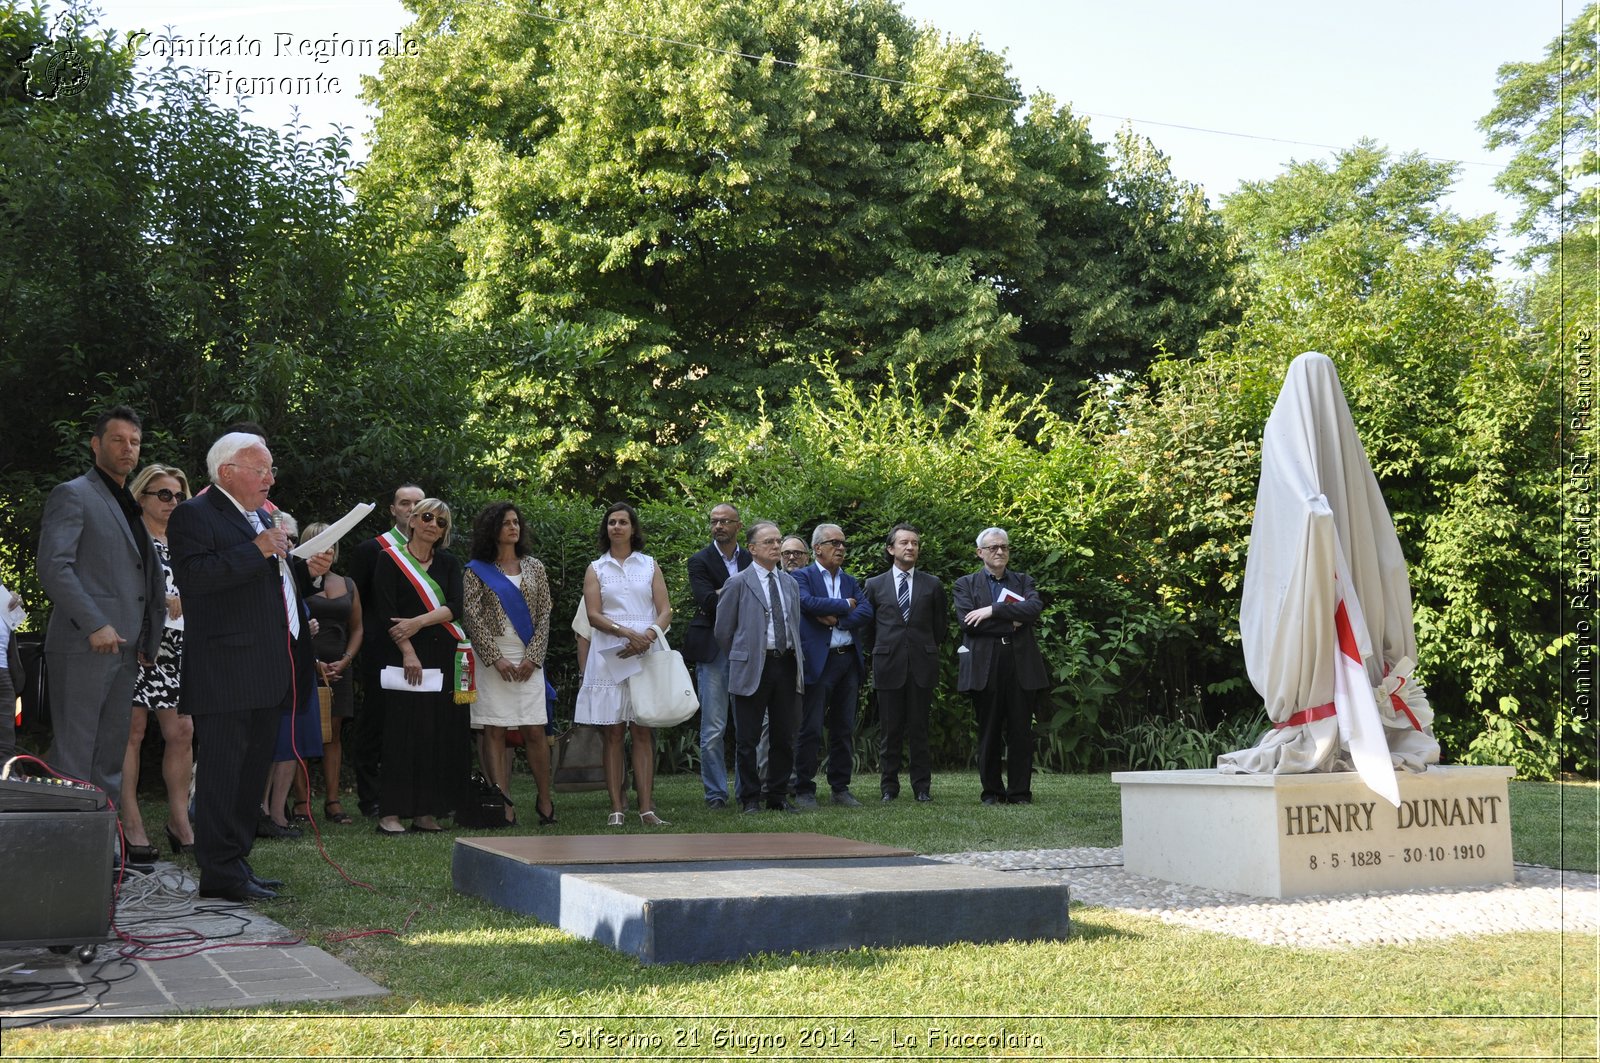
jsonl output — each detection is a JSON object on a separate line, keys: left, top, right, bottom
{"left": 733, "top": 651, "right": 800, "bottom": 808}
{"left": 349, "top": 654, "right": 384, "bottom": 811}
{"left": 973, "top": 643, "right": 1036, "bottom": 802}
{"left": 794, "top": 648, "right": 860, "bottom": 796}
{"left": 877, "top": 680, "right": 932, "bottom": 797}
{"left": 192, "top": 702, "right": 280, "bottom": 891}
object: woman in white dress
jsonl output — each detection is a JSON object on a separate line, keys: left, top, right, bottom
{"left": 463, "top": 501, "right": 555, "bottom": 827}
{"left": 573, "top": 502, "right": 672, "bottom": 827}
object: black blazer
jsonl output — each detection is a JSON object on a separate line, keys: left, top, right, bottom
{"left": 168, "top": 488, "right": 316, "bottom": 715}
{"left": 859, "top": 568, "right": 947, "bottom": 690}
{"left": 952, "top": 568, "right": 1048, "bottom": 692}
{"left": 683, "top": 542, "right": 751, "bottom": 664}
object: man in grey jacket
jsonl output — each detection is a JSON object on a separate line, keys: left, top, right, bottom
{"left": 714, "top": 522, "right": 805, "bottom": 814}
{"left": 36, "top": 406, "right": 163, "bottom": 799}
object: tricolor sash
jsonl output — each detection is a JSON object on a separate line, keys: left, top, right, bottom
{"left": 380, "top": 533, "right": 476, "bottom": 704}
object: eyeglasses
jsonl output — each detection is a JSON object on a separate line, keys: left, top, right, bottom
{"left": 980, "top": 543, "right": 1010, "bottom": 552}
{"left": 818, "top": 539, "right": 847, "bottom": 550}
{"left": 142, "top": 488, "right": 187, "bottom": 503}
{"left": 417, "top": 512, "right": 449, "bottom": 528}
{"left": 781, "top": 549, "right": 809, "bottom": 558}
{"left": 709, "top": 517, "right": 739, "bottom": 526}
{"left": 224, "top": 462, "right": 276, "bottom": 479}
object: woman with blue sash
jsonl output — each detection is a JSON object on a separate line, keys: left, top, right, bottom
{"left": 462, "top": 501, "right": 556, "bottom": 826}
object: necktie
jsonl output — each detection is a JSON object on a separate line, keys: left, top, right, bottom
{"left": 767, "top": 570, "right": 788, "bottom": 653}
{"left": 898, "top": 571, "right": 911, "bottom": 621}
{"left": 250, "top": 510, "right": 301, "bottom": 639}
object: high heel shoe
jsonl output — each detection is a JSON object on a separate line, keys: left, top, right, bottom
{"left": 637, "top": 809, "right": 669, "bottom": 827}
{"left": 164, "top": 823, "right": 191, "bottom": 855}
{"left": 537, "top": 799, "right": 557, "bottom": 826}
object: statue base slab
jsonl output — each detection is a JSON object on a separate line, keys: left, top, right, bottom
{"left": 1111, "top": 765, "right": 1513, "bottom": 899}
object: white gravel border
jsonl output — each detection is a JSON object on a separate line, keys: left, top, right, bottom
{"left": 935, "top": 848, "right": 1600, "bottom": 949}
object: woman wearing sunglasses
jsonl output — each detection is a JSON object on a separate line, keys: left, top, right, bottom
{"left": 371, "top": 498, "right": 472, "bottom": 835}
{"left": 119, "top": 463, "right": 195, "bottom": 861}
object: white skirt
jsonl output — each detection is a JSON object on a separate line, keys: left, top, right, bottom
{"left": 470, "top": 634, "right": 548, "bottom": 729}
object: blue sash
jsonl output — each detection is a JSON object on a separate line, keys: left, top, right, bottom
{"left": 466, "top": 559, "right": 535, "bottom": 645}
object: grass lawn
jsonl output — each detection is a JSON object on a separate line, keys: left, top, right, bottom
{"left": 8, "top": 771, "right": 1596, "bottom": 1059}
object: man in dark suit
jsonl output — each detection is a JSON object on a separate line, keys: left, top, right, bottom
{"left": 36, "top": 406, "right": 164, "bottom": 804}
{"left": 955, "top": 527, "right": 1048, "bottom": 804}
{"left": 344, "top": 483, "right": 424, "bottom": 817}
{"left": 714, "top": 522, "right": 805, "bottom": 814}
{"left": 169, "top": 432, "right": 330, "bottom": 902}
{"left": 684, "top": 502, "right": 751, "bottom": 809}
{"left": 791, "top": 523, "right": 870, "bottom": 808}
{"left": 859, "top": 523, "right": 946, "bottom": 802}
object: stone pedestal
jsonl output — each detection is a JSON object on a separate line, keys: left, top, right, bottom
{"left": 1112, "top": 765, "right": 1514, "bottom": 898}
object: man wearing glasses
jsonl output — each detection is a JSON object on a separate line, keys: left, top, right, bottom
{"left": 169, "top": 432, "right": 332, "bottom": 901}
{"left": 36, "top": 406, "right": 165, "bottom": 819}
{"left": 780, "top": 537, "right": 811, "bottom": 573}
{"left": 790, "top": 524, "right": 871, "bottom": 807}
{"left": 683, "top": 503, "right": 751, "bottom": 809}
{"left": 954, "top": 528, "right": 1047, "bottom": 805}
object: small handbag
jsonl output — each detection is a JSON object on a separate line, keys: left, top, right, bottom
{"left": 627, "top": 626, "right": 699, "bottom": 728}
{"left": 454, "top": 772, "right": 510, "bottom": 829}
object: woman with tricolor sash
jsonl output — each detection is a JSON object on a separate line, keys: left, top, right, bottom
{"left": 462, "top": 501, "right": 556, "bottom": 827}
{"left": 372, "top": 498, "right": 472, "bottom": 835}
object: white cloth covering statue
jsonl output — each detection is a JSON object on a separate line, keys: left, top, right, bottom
{"left": 1217, "top": 352, "right": 1439, "bottom": 806}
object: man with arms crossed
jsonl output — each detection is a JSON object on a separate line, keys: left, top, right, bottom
{"left": 791, "top": 524, "right": 870, "bottom": 808}
{"left": 169, "top": 433, "right": 330, "bottom": 901}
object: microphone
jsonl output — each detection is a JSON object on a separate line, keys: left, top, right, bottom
{"left": 272, "top": 511, "right": 289, "bottom": 567}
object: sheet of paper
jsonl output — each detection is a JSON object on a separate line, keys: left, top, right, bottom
{"left": 291, "top": 502, "right": 376, "bottom": 558}
{"left": 380, "top": 665, "right": 444, "bottom": 692}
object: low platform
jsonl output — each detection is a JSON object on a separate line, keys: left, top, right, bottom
{"left": 1113, "top": 765, "right": 1514, "bottom": 899}
{"left": 452, "top": 833, "right": 1072, "bottom": 964}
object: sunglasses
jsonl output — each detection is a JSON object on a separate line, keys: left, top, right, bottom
{"left": 417, "top": 512, "right": 449, "bottom": 527}
{"left": 818, "top": 539, "right": 847, "bottom": 550}
{"left": 142, "top": 489, "right": 187, "bottom": 503}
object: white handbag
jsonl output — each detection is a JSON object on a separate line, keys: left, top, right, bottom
{"left": 627, "top": 626, "right": 700, "bottom": 728}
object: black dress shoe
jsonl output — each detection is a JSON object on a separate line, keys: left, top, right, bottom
{"left": 1007, "top": 795, "right": 1033, "bottom": 804}
{"left": 982, "top": 795, "right": 1001, "bottom": 805}
{"left": 199, "top": 880, "right": 278, "bottom": 903}
{"left": 706, "top": 798, "right": 727, "bottom": 810}
{"left": 914, "top": 791, "right": 932, "bottom": 802}
{"left": 740, "top": 801, "right": 762, "bottom": 814}
{"left": 768, "top": 799, "right": 800, "bottom": 813}
{"left": 881, "top": 792, "right": 897, "bottom": 802}
{"left": 249, "top": 873, "right": 285, "bottom": 890}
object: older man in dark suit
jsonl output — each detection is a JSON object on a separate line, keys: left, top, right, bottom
{"left": 36, "top": 406, "right": 164, "bottom": 805}
{"left": 169, "top": 432, "right": 330, "bottom": 902}
{"left": 954, "top": 527, "right": 1047, "bottom": 805}
{"left": 859, "top": 523, "right": 947, "bottom": 802}
{"left": 684, "top": 502, "right": 751, "bottom": 809}
{"left": 791, "top": 523, "right": 870, "bottom": 808}
{"left": 714, "top": 521, "right": 805, "bottom": 814}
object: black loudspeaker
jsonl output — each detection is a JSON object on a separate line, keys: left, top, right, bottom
{"left": 0, "top": 800, "right": 115, "bottom": 950}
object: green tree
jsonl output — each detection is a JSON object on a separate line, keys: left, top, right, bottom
{"left": 0, "top": 3, "right": 477, "bottom": 607}
{"left": 357, "top": 0, "right": 1240, "bottom": 494}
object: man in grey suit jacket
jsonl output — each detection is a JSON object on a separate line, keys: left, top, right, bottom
{"left": 714, "top": 521, "right": 805, "bottom": 814}
{"left": 859, "top": 523, "right": 947, "bottom": 801}
{"left": 36, "top": 406, "right": 164, "bottom": 803}
{"left": 954, "top": 527, "right": 1047, "bottom": 805}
